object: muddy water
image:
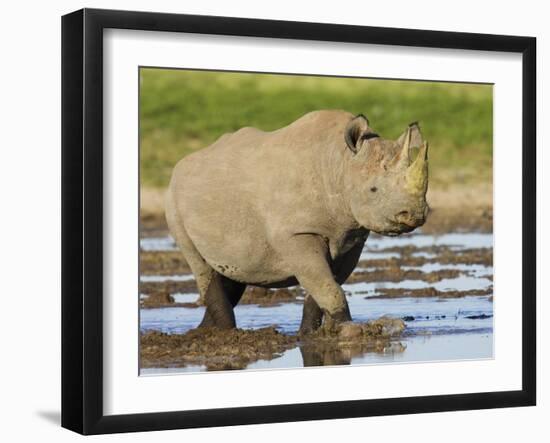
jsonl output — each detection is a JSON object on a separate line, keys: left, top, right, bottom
{"left": 139, "top": 232, "right": 494, "bottom": 373}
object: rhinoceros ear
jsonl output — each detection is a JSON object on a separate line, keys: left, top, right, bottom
{"left": 345, "top": 114, "right": 370, "bottom": 154}
{"left": 397, "top": 122, "right": 424, "bottom": 150}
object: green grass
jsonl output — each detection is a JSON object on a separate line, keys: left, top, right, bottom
{"left": 140, "top": 68, "right": 492, "bottom": 188}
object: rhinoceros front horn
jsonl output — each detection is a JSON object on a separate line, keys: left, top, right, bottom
{"left": 395, "top": 126, "right": 412, "bottom": 168}
{"left": 394, "top": 122, "right": 424, "bottom": 168}
{"left": 405, "top": 141, "right": 429, "bottom": 196}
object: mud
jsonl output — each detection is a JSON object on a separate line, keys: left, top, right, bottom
{"left": 346, "top": 268, "right": 463, "bottom": 284}
{"left": 305, "top": 317, "right": 405, "bottom": 342}
{"left": 240, "top": 286, "right": 302, "bottom": 306}
{"left": 420, "top": 206, "right": 492, "bottom": 234}
{"left": 141, "top": 292, "right": 200, "bottom": 309}
{"left": 298, "top": 317, "right": 406, "bottom": 367}
{"left": 140, "top": 317, "right": 406, "bottom": 371}
{"left": 140, "top": 280, "right": 197, "bottom": 299}
{"left": 140, "top": 327, "right": 298, "bottom": 370}
{"left": 140, "top": 251, "right": 190, "bottom": 275}
{"left": 465, "top": 313, "right": 493, "bottom": 319}
{"left": 358, "top": 246, "right": 492, "bottom": 268}
{"left": 368, "top": 286, "right": 493, "bottom": 299}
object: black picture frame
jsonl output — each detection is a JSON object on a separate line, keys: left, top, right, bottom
{"left": 62, "top": 8, "right": 536, "bottom": 435}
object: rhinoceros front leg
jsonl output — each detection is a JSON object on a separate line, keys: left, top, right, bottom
{"left": 284, "top": 234, "right": 352, "bottom": 330}
{"left": 299, "top": 294, "right": 324, "bottom": 335}
{"left": 299, "top": 240, "right": 365, "bottom": 334}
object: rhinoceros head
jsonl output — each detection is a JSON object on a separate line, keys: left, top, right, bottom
{"left": 344, "top": 114, "right": 429, "bottom": 236}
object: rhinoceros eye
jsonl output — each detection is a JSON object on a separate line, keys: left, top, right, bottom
{"left": 370, "top": 186, "right": 378, "bottom": 192}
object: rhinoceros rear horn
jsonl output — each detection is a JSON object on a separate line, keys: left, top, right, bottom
{"left": 344, "top": 114, "right": 370, "bottom": 154}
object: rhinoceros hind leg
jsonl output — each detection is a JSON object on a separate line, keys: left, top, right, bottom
{"left": 199, "top": 276, "right": 246, "bottom": 328}
{"left": 167, "top": 216, "right": 239, "bottom": 329}
{"left": 197, "top": 272, "right": 238, "bottom": 329}
{"left": 299, "top": 294, "right": 323, "bottom": 335}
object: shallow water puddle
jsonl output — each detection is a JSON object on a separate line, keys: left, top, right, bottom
{"left": 402, "top": 263, "right": 493, "bottom": 277}
{"left": 140, "top": 236, "right": 178, "bottom": 251}
{"left": 359, "top": 251, "right": 401, "bottom": 261}
{"left": 365, "top": 232, "right": 493, "bottom": 250}
{"left": 411, "top": 251, "right": 437, "bottom": 259}
{"left": 347, "top": 296, "right": 493, "bottom": 335}
{"left": 342, "top": 274, "right": 492, "bottom": 295}
{"left": 172, "top": 293, "right": 200, "bottom": 303}
{"left": 140, "top": 331, "right": 493, "bottom": 375}
{"left": 140, "top": 294, "right": 492, "bottom": 337}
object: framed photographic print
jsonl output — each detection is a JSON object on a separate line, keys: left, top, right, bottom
{"left": 61, "top": 8, "right": 536, "bottom": 435}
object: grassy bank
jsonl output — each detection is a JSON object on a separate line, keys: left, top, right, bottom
{"left": 140, "top": 69, "right": 493, "bottom": 189}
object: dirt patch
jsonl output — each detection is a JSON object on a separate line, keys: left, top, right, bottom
{"left": 418, "top": 248, "right": 492, "bottom": 266}
{"left": 140, "top": 251, "right": 191, "bottom": 275}
{"left": 140, "top": 292, "right": 199, "bottom": 309}
{"left": 140, "top": 327, "right": 297, "bottom": 370}
{"left": 141, "top": 292, "right": 175, "bottom": 308}
{"left": 346, "top": 268, "right": 463, "bottom": 284}
{"left": 140, "top": 317, "right": 407, "bottom": 371}
{"left": 241, "top": 286, "right": 302, "bottom": 306}
{"left": 368, "top": 286, "right": 493, "bottom": 299}
{"left": 423, "top": 184, "right": 493, "bottom": 234}
{"left": 140, "top": 214, "right": 168, "bottom": 238}
{"left": 422, "top": 205, "right": 492, "bottom": 234}
{"left": 465, "top": 313, "right": 493, "bottom": 319}
{"left": 357, "top": 246, "right": 493, "bottom": 269}
{"left": 140, "top": 280, "right": 197, "bottom": 298}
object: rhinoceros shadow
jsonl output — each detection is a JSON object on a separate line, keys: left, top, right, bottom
{"left": 298, "top": 340, "right": 406, "bottom": 367}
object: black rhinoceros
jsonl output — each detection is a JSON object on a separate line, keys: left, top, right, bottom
{"left": 165, "top": 110, "right": 429, "bottom": 333}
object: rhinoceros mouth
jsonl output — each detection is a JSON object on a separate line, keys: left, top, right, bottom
{"left": 384, "top": 231, "right": 401, "bottom": 237}
{"left": 375, "top": 228, "right": 406, "bottom": 237}
{"left": 375, "top": 221, "right": 420, "bottom": 237}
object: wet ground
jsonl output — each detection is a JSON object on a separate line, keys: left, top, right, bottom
{"left": 139, "top": 230, "right": 493, "bottom": 373}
